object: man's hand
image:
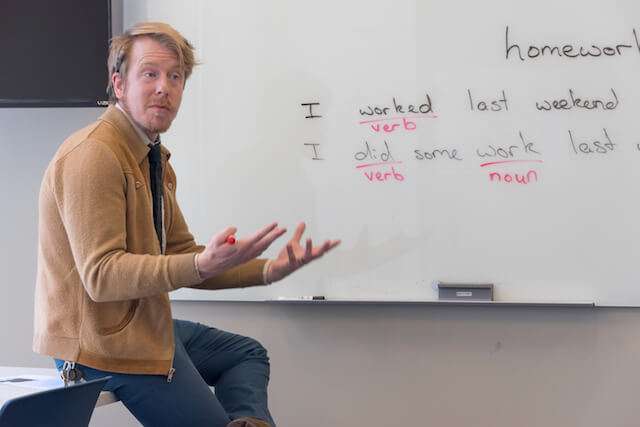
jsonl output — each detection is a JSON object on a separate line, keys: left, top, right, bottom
{"left": 196, "top": 222, "right": 286, "bottom": 280}
{"left": 266, "top": 222, "right": 341, "bottom": 283}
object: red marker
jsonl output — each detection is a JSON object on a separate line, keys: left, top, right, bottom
{"left": 226, "top": 235, "right": 236, "bottom": 245}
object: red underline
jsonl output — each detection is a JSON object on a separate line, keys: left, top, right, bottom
{"left": 356, "top": 161, "right": 403, "bottom": 169}
{"left": 480, "top": 159, "right": 544, "bottom": 168}
{"left": 358, "top": 115, "right": 438, "bottom": 124}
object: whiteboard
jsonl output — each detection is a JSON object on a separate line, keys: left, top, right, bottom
{"left": 124, "top": 0, "right": 640, "bottom": 306}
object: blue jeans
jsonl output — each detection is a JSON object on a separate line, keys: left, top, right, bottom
{"left": 55, "top": 319, "right": 275, "bottom": 427}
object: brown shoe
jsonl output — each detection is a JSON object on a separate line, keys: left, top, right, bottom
{"left": 226, "top": 416, "right": 272, "bottom": 427}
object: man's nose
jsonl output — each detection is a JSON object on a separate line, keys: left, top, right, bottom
{"left": 155, "top": 76, "right": 169, "bottom": 95}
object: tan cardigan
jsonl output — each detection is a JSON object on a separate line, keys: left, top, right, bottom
{"left": 33, "top": 106, "right": 267, "bottom": 376}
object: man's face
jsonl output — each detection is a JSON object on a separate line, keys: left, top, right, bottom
{"left": 112, "top": 37, "right": 184, "bottom": 138}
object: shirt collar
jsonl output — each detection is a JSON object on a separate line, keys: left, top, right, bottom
{"left": 100, "top": 104, "right": 172, "bottom": 166}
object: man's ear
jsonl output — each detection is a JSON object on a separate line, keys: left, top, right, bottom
{"left": 112, "top": 72, "right": 125, "bottom": 100}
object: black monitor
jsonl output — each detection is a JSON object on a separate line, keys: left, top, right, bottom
{"left": 0, "top": 0, "right": 111, "bottom": 108}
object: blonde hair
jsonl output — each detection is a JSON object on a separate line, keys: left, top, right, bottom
{"left": 106, "top": 22, "right": 197, "bottom": 102}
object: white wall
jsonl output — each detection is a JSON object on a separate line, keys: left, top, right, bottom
{"left": 0, "top": 108, "right": 103, "bottom": 368}
{"left": 172, "top": 301, "right": 640, "bottom": 427}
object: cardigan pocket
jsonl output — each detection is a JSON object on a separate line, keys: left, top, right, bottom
{"left": 97, "top": 299, "right": 139, "bottom": 336}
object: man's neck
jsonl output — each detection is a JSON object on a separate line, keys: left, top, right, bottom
{"left": 115, "top": 103, "right": 159, "bottom": 145}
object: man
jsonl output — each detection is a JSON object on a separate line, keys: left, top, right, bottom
{"left": 33, "top": 22, "right": 339, "bottom": 427}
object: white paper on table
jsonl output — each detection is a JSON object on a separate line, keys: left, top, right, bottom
{"left": 0, "top": 374, "right": 63, "bottom": 390}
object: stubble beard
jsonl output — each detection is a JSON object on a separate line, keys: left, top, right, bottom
{"left": 120, "top": 98, "right": 173, "bottom": 137}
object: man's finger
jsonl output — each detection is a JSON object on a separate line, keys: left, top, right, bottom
{"left": 246, "top": 222, "right": 278, "bottom": 246}
{"left": 292, "top": 222, "right": 306, "bottom": 242}
{"left": 327, "top": 240, "right": 341, "bottom": 252}
{"left": 251, "top": 227, "right": 287, "bottom": 257}
{"left": 303, "top": 238, "right": 313, "bottom": 262}
{"left": 213, "top": 226, "right": 237, "bottom": 247}
{"left": 312, "top": 239, "right": 341, "bottom": 258}
{"left": 286, "top": 243, "right": 297, "bottom": 267}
